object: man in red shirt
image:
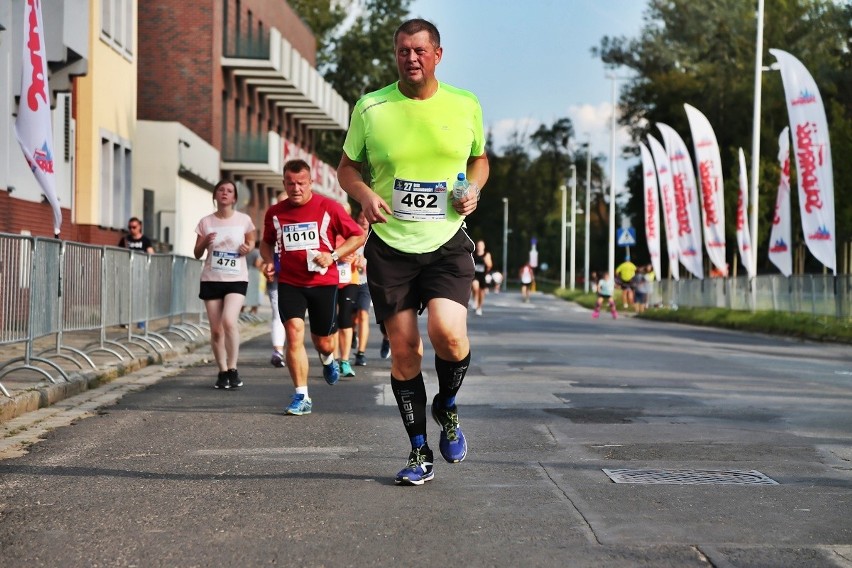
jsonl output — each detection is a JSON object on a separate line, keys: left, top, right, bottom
{"left": 260, "top": 159, "right": 365, "bottom": 415}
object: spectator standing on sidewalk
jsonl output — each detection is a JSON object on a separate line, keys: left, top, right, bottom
{"left": 615, "top": 255, "right": 637, "bottom": 309}
{"left": 194, "top": 179, "right": 256, "bottom": 390}
{"left": 633, "top": 266, "right": 649, "bottom": 314}
{"left": 338, "top": 18, "right": 489, "bottom": 485}
{"left": 119, "top": 217, "right": 155, "bottom": 329}
{"left": 260, "top": 159, "right": 365, "bottom": 416}
{"left": 118, "top": 217, "right": 155, "bottom": 253}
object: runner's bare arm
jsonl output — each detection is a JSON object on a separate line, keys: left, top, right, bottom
{"left": 239, "top": 231, "right": 255, "bottom": 256}
{"left": 452, "top": 153, "right": 490, "bottom": 216}
{"left": 259, "top": 239, "right": 276, "bottom": 280}
{"left": 193, "top": 232, "right": 215, "bottom": 260}
{"left": 314, "top": 233, "right": 367, "bottom": 269}
{"left": 337, "top": 154, "right": 391, "bottom": 224}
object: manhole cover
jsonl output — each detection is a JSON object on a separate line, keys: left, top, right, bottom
{"left": 602, "top": 468, "right": 778, "bottom": 485}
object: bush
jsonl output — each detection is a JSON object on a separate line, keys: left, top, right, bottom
{"left": 553, "top": 291, "right": 851, "bottom": 344}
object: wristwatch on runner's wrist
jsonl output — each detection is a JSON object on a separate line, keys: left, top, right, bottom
{"left": 330, "top": 251, "right": 340, "bottom": 262}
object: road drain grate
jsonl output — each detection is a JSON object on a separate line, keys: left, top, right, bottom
{"left": 602, "top": 468, "right": 779, "bottom": 485}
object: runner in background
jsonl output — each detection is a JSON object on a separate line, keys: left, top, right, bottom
{"left": 267, "top": 191, "right": 287, "bottom": 368}
{"left": 260, "top": 159, "right": 365, "bottom": 416}
{"left": 194, "top": 179, "right": 256, "bottom": 390}
{"left": 519, "top": 262, "right": 535, "bottom": 303}
{"left": 592, "top": 271, "right": 618, "bottom": 320}
{"left": 352, "top": 209, "right": 372, "bottom": 367}
{"left": 471, "top": 240, "right": 493, "bottom": 316}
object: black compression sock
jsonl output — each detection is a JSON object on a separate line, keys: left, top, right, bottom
{"left": 391, "top": 373, "right": 427, "bottom": 448}
{"left": 435, "top": 351, "right": 470, "bottom": 409}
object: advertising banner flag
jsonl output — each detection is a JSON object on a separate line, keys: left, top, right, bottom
{"left": 770, "top": 48, "right": 836, "bottom": 274}
{"left": 736, "top": 149, "right": 755, "bottom": 278}
{"left": 638, "top": 142, "right": 662, "bottom": 278}
{"left": 684, "top": 104, "right": 727, "bottom": 275}
{"left": 14, "top": 0, "right": 62, "bottom": 235}
{"left": 768, "top": 127, "right": 793, "bottom": 277}
{"left": 647, "top": 136, "right": 680, "bottom": 281}
{"left": 657, "top": 123, "right": 703, "bottom": 279}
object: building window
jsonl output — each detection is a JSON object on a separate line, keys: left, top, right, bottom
{"left": 100, "top": 134, "right": 132, "bottom": 229}
{"left": 101, "top": 0, "right": 134, "bottom": 58}
{"left": 101, "top": 0, "right": 112, "bottom": 38}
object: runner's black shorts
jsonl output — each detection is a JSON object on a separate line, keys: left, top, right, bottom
{"left": 278, "top": 283, "right": 338, "bottom": 337}
{"left": 337, "top": 283, "right": 358, "bottom": 328}
{"left": 199, "top": 280, "right": 248, "bottom": 300}
{"left": 355, "top": 282, "right": 372, "bottom": 312}
{"left": 474, "top": 271, "right": 488, "bottom": 287}
{"left": 365, "top": 227, "right": 475, "bottom": 324}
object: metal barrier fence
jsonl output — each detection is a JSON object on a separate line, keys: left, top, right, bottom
{"left": 0, "top": 234, "right": 208, "bottom": 397}
{"left": 651, "top": 274, "right": 851, "bottom": 319}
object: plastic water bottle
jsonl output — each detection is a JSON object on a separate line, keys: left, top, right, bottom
{"left": 452, "top": 173, "right": 470, "bottom": 200}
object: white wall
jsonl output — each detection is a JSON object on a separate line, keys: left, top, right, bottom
{"left": 134, "top": 120, "right": 219, "bottom": 256}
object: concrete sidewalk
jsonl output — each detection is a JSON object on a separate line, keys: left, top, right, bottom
{"left": 0, "top": 306, "right": 272, "bottom": 453}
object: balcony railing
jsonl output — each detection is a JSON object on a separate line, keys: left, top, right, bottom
{"left": 223, "top": 29, "right": 270, "bottom": 59}
{"left": 221, "top": 132, "right": 269, "bottom": 163}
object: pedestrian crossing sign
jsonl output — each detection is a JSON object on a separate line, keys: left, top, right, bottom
{"left": 617, "top": 227, "right": 636, "bottom": 247}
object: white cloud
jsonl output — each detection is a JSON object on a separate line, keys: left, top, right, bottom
{"left": 485, "top": 103, "right": 639, "bottom": 195}
{"left": 486, "top": 117, "right": 540, "bottom": 151}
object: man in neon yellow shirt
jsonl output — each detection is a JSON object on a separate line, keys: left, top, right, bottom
{"left": 338, "top": 18, "right": 489, "bottom": 486}
{"left": 615, "top": 255, "right": 638, "bottom": 309}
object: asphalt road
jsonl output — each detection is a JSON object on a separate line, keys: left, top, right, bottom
{"left": 1, "top": 292, "right": 851, "bottom": 567}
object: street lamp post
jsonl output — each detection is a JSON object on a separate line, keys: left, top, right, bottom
{"left": 502, "top": 197, "right": 509, "bottom": 292}
{"left": 569, "top": 165, "right": 577, "bottom": 290}
{"left": 560, "top": 184, "right": 567, "bottom": 289}
{"left": 584, "top": 140, "right": 592, "bottom": 293}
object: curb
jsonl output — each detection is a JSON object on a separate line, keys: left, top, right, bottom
{"left": 0, "top": 319, "right": 270, "bottom": 425}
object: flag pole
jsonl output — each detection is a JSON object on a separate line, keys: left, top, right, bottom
{"left": 748, "top": 0, "right": 765, "bottom": 278}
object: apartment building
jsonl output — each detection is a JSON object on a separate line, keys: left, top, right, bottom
{"left": 0, "top": 0, "right": 347, "bottom": 256}
{"left": 137, "top": 0, "right": 348, "bottom": 255}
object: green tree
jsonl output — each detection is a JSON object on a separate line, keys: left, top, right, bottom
{"left": 287, "top": 0, "right": 351, "bottom": 68}
{"left": 465, "top": 122, "right": 608, "bottom": 287}
{"left": 291, "top": 0, "right": 412, "bottom": 165}
{"left": 595, "top": 0, "right": 851, "bottom": 275}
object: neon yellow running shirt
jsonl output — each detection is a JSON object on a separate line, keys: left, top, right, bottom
{"left": 343, "top": 81, "right": 486, "bottom": 253}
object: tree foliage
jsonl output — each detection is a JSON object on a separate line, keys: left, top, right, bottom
{"left": 285, "top": 1, "right": 849, "bottom": 282}
{"left": 595, "top": 0, "right": 851, "bottom": 275}
{"left": 292, "top": 0, "right": 412, "bottom": 166}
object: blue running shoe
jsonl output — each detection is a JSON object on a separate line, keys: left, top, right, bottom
{"left": 354, "top": 352, "right": 367, "bottom": 366}
{"left": 285, "top": 393, "right": 312, "bottom": 415}
{"left": 323, "top": 359, "right": 340, "bottom": 385}
{"left": 395, "top": 445, "right": 434, "bottom": 486}
{"left": 339, "top": 360, "right": 355, "bottom": 377}
{"left": 379, "top": 338, "right": 391, "bottom": 360}
{"left": 431, "top": 394, "right": 467, "bottom": 463}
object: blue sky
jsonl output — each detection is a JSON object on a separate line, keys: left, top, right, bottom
{"left": 407, "top": 0, "right": 648, "bottom": 192}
